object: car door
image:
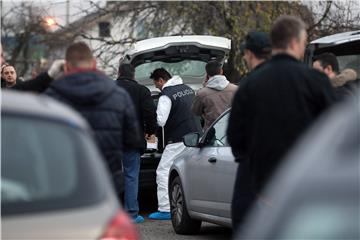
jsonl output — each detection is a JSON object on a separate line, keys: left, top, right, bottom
{"left": 186, "top": 110, "right": 235, "bottom": 217}
{"left": 209, "top": 112, "right": 237, "bottom": 218}
{"left": 186, "top": 139, "right": 219, "bottom": 216}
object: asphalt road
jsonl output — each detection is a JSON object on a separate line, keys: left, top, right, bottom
{"left": 137, "top": 189, "right": 233, "bottom": 240}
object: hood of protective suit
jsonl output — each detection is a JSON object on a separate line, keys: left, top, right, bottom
{"left": 163, "top": 75, "right": 183, "bottom": 89}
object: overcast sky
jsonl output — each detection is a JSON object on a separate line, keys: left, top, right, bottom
{"left": 1, "top": 0, "right": 359, "bottom": 28}
{"left": 1, "top": 0, "right": 107, "bottom": 27}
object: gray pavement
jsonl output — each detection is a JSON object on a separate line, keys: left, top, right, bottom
{"left": 137, "top": 190, "right": 232, "bottom": 240}
{"left": 138, "top": 218, "right": 232, "bottom": 240}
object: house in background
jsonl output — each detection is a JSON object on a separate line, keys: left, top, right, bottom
{"left": 47, "top": 1, "right": 147, "bottom": 78}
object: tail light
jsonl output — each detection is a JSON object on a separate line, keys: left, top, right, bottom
{"left": 100, "top": 211, "right": 139, "bottom": 240}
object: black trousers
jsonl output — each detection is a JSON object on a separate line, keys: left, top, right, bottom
{"left": 231, "top": 162, "right": 256, "bottom": 234}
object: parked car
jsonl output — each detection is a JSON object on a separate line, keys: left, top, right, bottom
{"left": 167, "top": 109, "right": 236, "bottom": 234}
{"left": 1, "top": 90, "right": 138, "bottom": 240}
{"left": 236, "top": 92, "right": 360, "bottom": 239}
{"left": 305, "top": 30, "right": 360, "bottom": 78}
{"left": 120, "top": 35, "right": 232, "bottom": 190}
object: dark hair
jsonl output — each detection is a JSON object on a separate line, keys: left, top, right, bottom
{"left": 270, "top": 15, "right": 306, "bottom": 50}
{"left": 118, "top": 63, "right": 135, "bottom": 79}
{"left": 65, "top": 42, "right": 93, "bottom": 67}
{"left": 205, "top": 61, "right": 222, "bottom": 77}
{"left": 150, "top": 68, "right": 172, "bottom": 81}
{"left": 253, "top": 51, "right": 271, "bottom": 61}
{"left": 1, "top": 64, "right": 14, "bottom": 74}
{"left": 313, "top": 52, "right": 339, "bottom": 73}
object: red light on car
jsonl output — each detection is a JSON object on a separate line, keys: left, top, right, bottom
{"left": 100, "top": 211, "right": 138, "bottom": 240}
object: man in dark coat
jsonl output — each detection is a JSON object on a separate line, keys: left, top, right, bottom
{"left": 228, "top": 16, "right": 336, "bottom": 231}
{"left": 230, "top": 31, "right": 272, "bottom": 231}
{"left": 116, "top": 63, "right": 157, "bottom": 223}
{"left": 45, "top": 42, "right": 143, "bottom": 201}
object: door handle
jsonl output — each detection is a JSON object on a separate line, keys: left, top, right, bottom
{"left": 208, "top": 157, "right": 217, "bottom": 163}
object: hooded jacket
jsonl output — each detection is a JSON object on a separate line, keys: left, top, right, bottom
{"left": 45, "top": 71, "right": 142, "bottom": 174}
{"left": 192, "top": 75, "right": 238, "bottom": 130}
{"left": 331, "top": 69, "right": 359, "bottom": 101}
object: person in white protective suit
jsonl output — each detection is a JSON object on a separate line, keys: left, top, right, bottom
{"left": 148, "top": 68, "right": 201, "bottom": 220}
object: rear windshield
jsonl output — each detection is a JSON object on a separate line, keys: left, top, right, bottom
{"left": 337, "top": 55, "right": 360, "bottom": 77}
{"left": 1, "top": 114, "right": 108, "bottom": 216}
{"left": 135, "top": 60, "right": 206, "bottom": 85}
{"left": 311, "top": 40, "right": 360, "bottom": 77}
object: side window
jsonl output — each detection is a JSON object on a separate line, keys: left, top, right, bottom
{"left": 98, "top": 22, "right": 111, "bottom": 37}
{"left": 204, "top": 112, "right": 229, "bottom": 147}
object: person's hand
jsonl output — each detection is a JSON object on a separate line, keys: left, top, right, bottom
{"left": 48, "top": 59, "right": 65, "bottom": 79}
{"left": 146, "top": 134, "right": 156, "bottom": 143}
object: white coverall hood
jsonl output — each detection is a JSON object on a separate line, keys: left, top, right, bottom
{"left": 163, "top": 75, "right": 183, "bottom": 89}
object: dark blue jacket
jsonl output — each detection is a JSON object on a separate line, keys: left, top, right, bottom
{"left": 161, "top": 84, "right": 201, "bottom": 143}
{"left": 45, "top": 71, "right": 142, "bottom": 174}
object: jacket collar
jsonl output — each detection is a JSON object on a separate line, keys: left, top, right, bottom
{"left": 271, "top": 53, "right": 300, "bottom": 63}
{"left": 117, "top": 76, "right": 137, "bottom": 83}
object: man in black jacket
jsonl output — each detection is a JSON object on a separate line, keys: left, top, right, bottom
{"left": 228, "top": 16, "right": 336, "bottom": 231}
{"left": 45, "top": 42, "right": 143, "bottom": 212}
{"left": 231, "top": 31, "right": 271, "bottom": 231}
{"left": 116, "top": 63, "right": 157, "bottom": 223}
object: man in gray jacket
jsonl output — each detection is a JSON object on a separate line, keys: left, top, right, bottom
{"left": 192, "top": 61, "right": 238, "bottom": 130}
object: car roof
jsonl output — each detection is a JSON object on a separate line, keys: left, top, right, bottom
{"left": 310, "top": 30, "right": 360, "bottom": 45}
{"left": 125, "top": 35, "right": 231, "bottom": 56}
{"left": 1, "top": 90, "right": 89, "bottom": 129}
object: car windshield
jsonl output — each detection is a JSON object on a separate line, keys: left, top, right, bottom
{"left": 1, "top": 115, "right": 107, "bottom": 215}
{"left": 135, "top": 60, "right": 206, "bottom": 85}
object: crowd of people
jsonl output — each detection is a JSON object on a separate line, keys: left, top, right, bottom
{"left": 1, "top": 14, "right": 358, "bottom": 228}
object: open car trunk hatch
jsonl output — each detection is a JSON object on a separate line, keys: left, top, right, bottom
{"left": 121, "top": 35, "right": 231, "bottom": 67}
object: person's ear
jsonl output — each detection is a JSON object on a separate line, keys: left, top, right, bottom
{"left": 91, "top": 58, "right": 96, "bottom": 69}
{"left": 64, "top": 62, "right": 70, "bottom": 73}
{"left": 326, "top": 65, "right": 333, "bottom": 73}
{"left": 220, "top": 68, "right": 224, "bottom": 75}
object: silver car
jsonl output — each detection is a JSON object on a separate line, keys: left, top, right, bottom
{"left": 168, "top": 109, "right": 236, "bottom": 234}
{"left": 1, "top": 90, "right": 138, "bottom": 240}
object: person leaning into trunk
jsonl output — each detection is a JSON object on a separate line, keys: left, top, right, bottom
{"left": 148, "top": 68, "right": 201, "bottom": 220}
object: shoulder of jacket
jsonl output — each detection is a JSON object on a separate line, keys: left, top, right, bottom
{"left": 227, "top": 83, "right": 239, "bottom": 89}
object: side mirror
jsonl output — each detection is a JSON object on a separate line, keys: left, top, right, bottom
{"left": 183, "top": 132, "right": 200, "bottom": 148}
